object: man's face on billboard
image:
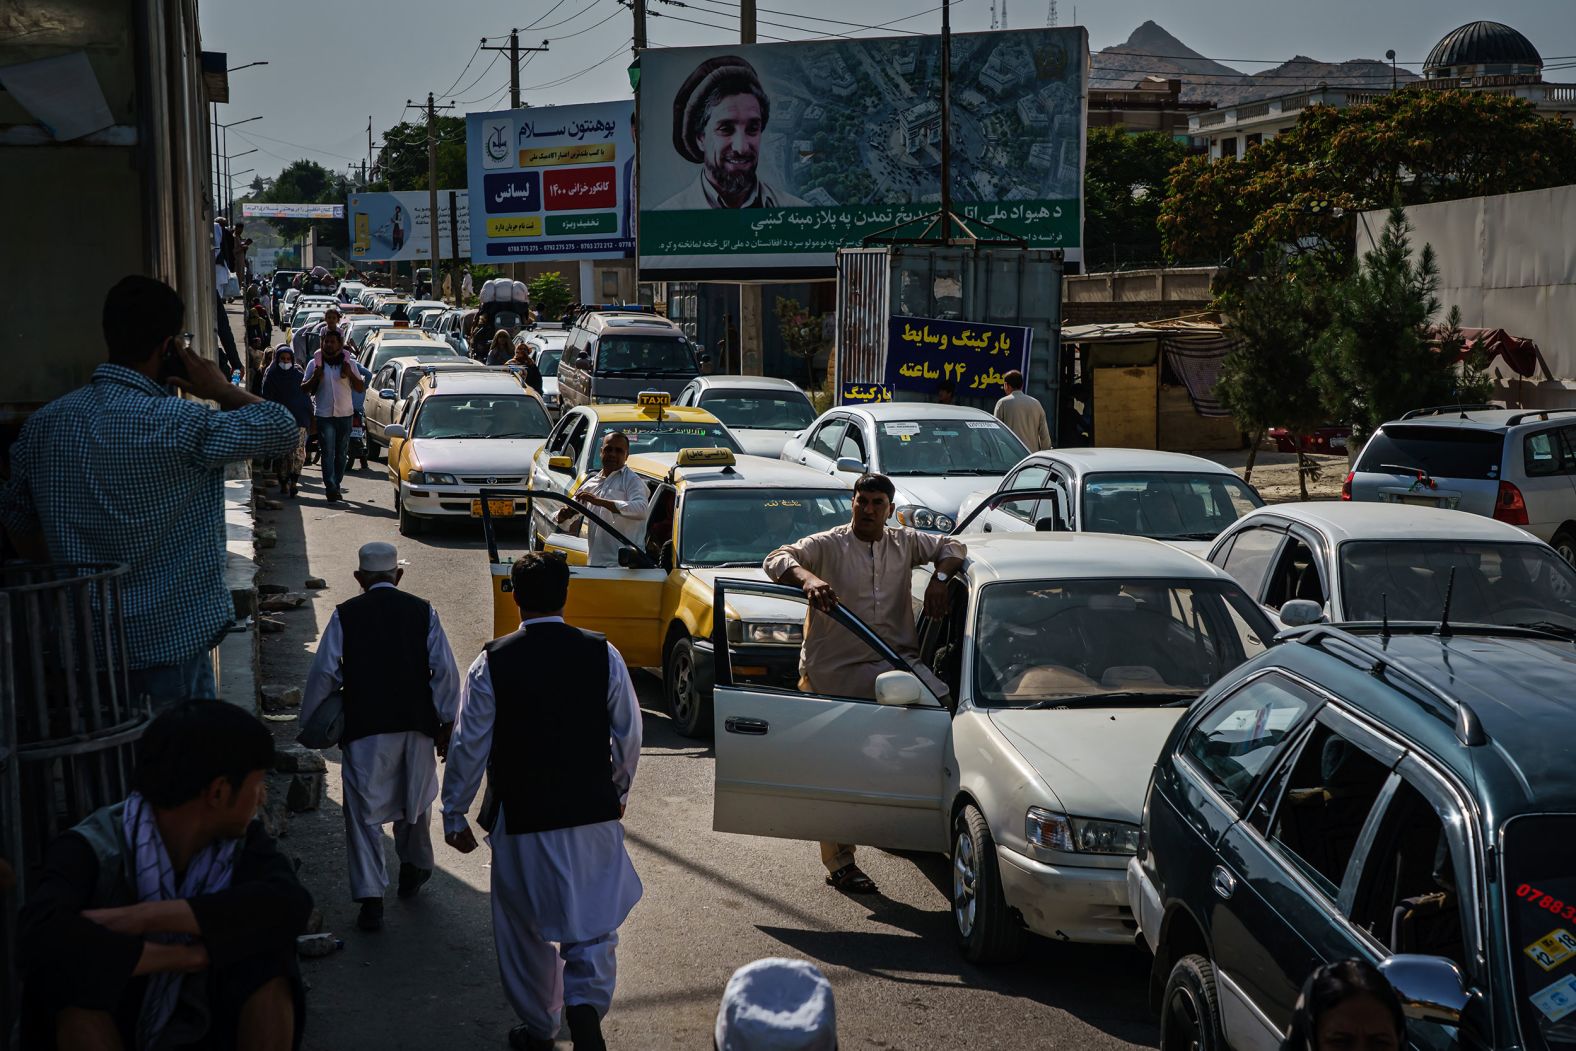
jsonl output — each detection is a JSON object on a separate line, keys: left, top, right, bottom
{"left": 698, "top": 92, "right": 763, "bottom": 203}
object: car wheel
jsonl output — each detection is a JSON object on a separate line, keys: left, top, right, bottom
{"left": 1553, "top": 528, "right": 1576, "bottom": 567}
{"left": 1160, "top": 954, "right": 1225, "bottom": 1051}
{"left": 951, "top": 804, "right": 1028, "bottom": 963}
{"left": 664, "top": 637, "right": 713, "bottom": 739}
{"left": 397, "top": 493, "right": 425, "bottom": 537}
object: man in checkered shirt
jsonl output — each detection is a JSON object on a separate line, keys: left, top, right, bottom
{"left": 0, "top": 277, "right": 299, "bottom": 707}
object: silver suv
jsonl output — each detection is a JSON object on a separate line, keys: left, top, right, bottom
{"left": 1346, "top": 404, "right": 1576, "bottom": 562}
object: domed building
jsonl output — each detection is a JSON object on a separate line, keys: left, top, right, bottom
{"left": 1423, "top": 21, "right": 1543, "bottom": 80}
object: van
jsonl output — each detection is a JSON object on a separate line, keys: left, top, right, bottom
{"left": 556, "top": 311, "right": 704, "bottom": 410}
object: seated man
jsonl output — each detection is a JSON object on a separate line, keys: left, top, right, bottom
{"left": 21, "top": 701, "right": 314, "bottom": 1050}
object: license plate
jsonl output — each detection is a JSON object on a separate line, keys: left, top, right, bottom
{"left": 1400, "top": 495, "right": 1439, "bottom": 507}
{"left": 471, "top": 498, "right": 515, "bottom": 518}
{"left": 1329, "top": 436, "right": 1347, "bottom": 449}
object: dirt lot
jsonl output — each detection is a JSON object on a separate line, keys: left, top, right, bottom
{"left": 1202, "top": 448, "right": 1348, "bottom": 504}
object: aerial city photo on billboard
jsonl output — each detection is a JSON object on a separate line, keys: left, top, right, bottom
{"left": 465, "top": 99, "right": 636, "bottom": 263}
{"left": 638, "top": 27, "right": 1087, "bottom": 278}
{"left": 347, "top": 190, "right": 471, "bottom": 262}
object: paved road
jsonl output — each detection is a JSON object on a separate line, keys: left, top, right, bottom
{"left": 253, "top": 450, "right": 1158, "bottom": 1050}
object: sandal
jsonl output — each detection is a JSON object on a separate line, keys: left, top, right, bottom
{"left": 825, "top": 863, "right": 879, "bottom": 895}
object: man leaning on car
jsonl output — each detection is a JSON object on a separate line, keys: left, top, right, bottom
{"left": 0, "top": 276, "right": 299, "bottom": 708}
{"left": 764, "top": 471, "right": 964, "bottom": 897}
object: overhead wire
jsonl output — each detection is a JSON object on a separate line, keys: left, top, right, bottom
{"left": 522, "top": 38, "right": 634, "bottom": 91}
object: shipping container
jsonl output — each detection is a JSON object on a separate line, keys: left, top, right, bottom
{"left": 834, "top": 245, "right": 1063, "bottom": 429}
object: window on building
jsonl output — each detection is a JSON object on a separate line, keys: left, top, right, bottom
{"left": 1219, "top": 136, "right": 1239, "bottom": 159}
{"left": 1245, "top": 132, "right": 1263, "bottom": 149}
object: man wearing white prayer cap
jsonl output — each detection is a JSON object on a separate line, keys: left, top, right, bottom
{"left": 715, "top": 958, "right": 837, "bottom": 1050}
{"left": 301, "top": 540, "right": 461, "bottom": 932}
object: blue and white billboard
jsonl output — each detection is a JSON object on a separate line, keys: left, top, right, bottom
{"left": 465, "top": 100, "right": 636, "bottom": 263}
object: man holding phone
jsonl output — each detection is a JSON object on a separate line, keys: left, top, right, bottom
{"left": 299, "top": 328, "right": 365, "bottom": 502}
{"left": 0, "top": 276, "right": 300, "bottom": 708}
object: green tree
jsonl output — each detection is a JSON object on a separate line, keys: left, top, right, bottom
{"left": 368, "top": 116, "right": 468, "bottom": 192}
{"left": 1214, "top": 260, "right": 1331, "bottom": 494}
{"left": 1160, "top": 90, "right": 1576, "bottom": 267}
{"left": 1083, "top": 127, "right": 1188, "bottom": 269}
{"left": 774, "top": 296, "right": 827, "bottom": 389}
{"left": 1312, "top": 205, "right": 1490, "bottom": 439}
{"left": 257, "top": 159, "right": 350, "bottom": 248}
{"left": 528, "top": 271, "right": 573, "bottom": 320}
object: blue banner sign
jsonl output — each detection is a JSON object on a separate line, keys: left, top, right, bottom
{"left": 840, "top": 383, "right": 892, "bottom": 405}
{"left": 884, "top": 314, "right": 1032, "bottom": 396}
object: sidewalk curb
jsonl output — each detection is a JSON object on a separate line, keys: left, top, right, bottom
{"left": 217, "top": 460, "right": 261, "bottom": 714}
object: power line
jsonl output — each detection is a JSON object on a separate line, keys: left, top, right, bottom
{"left": 445, "top": 50, "right": 502, "bottom": 102}
{"left": 520, "top": 0, "right": 576, "bottom": 29}
{"left": 547, "top": 4, "right": 629, "bottom": 41}
{"left": 522, "top": 38, "right": 633, "bottom": 91}
{"left": 679, "top": 0, "right": 856, "bottom": 39}
{"left": 649, "top": 8, "right": 792, "bottom": 42}
{"left": 437, "top": 42, "right": 482, "bottom": 99}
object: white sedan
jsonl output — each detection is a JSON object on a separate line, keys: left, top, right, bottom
{"left": 782, "top": 403, "right": 1027, "bottom": 531}
{"left": 710, "top": 530, "right": 1275, "bottom": 961}
{"left": 676, "top": 376, "right": 817, "bottom": 459}
{"left": 1205, "top": 500, "right": 1576, "bottom": 634}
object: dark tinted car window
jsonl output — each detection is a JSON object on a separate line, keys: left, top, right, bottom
{"left": 1503, "top": 815, "right": 1576, "bottom": 1051}
{"left": 1356, "top": 425, "right": 1505, "bottom": 480}
{"left": 1182, "top": 674, "right": 1315, "bottom": 810}
{"left": 1219, "top": 526, "right": 1284, "bottom": 600}
{"left": 1340, "top": 540, "right": 1576, "bottom": 632}
{"left": 1264, "top": 722, "right": 1390, "bottom": 898}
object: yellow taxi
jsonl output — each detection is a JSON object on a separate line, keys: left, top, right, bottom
{"left": 525, "top": 392, "right": 743, "bottom": 545}
{"left": 487, "top": 446, "right": 853, "bottom": 737}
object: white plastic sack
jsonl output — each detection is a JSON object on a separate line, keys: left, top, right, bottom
{"left": 511, "top": 280, "right": 528, "bottom": 304}
{"left": 480, "top": 279, "right": 498, "bottom": 303}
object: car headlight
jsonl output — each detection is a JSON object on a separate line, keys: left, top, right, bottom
{"left": 408, "top": 470, "right": 457, "bottom": 486}
{"left": 726, "top": 620, "right": 804, "bottom": 645}
{"left": 895, "top": 504, "right": 954, "bottom": 532}
{"left": 1026, "top": 807, "right": 1141, "bottom": 855}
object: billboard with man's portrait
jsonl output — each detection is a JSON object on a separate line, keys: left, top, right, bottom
{"left": 638, "top": 27, "right": 1087, "bottom": 279}
{"left": 465, "top": 100, "right": 636, "bottom": 263}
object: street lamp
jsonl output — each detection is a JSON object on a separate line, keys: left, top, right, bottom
{"left": 223, "top": 149, "right": 258, "bottom": 223}
{"left": 216, "top": 117, "right": 261, "bottom": 222}
{"left": 212, "top": 62, "right": 267, "bottom": 207}
{"left": 227, "top": 60, "right": 269, "bottom": 73}
{"left": 1385, "top": 49, "right": 1397, "bottom": 91}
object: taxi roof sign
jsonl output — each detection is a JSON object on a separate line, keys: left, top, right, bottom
{"left": 636, "top": 391, "right": 672, "bottom": 408}
{"left": 675, "top": 447, "right": 736, "bottom": 468}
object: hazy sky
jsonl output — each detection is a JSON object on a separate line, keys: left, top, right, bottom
{"left": 201, "top": 0, "right": 1576, "bottom": 181}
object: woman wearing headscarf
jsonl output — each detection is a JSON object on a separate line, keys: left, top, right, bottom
{"left": 485, "top": 330, "right": 515, "bottom": 367}
{"left": 1280, "top": 958, "right": 1407, "bottom": 1051}
{"left": 508, "top": 343, "right": 543, "bottom": 394}
{"left": 261, "top": 345, "right": 314, "bottom": 497}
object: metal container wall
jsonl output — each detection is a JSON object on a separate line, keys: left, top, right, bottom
{"left": 834, "top": 245, "right": 1064, "bottom": 428}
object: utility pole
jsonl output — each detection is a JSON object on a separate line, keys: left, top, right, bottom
{"left": 481, "top": 32, "right": 550, "bottom": 110}
{"left": 741, "top": 0, "right": 756, "bottom": 43}
{"left": 941, "top": 0, "right": 953, "bottom": 240}
{"left": 448, "top": 190, "right": 462, "bottom": 302}
{"left": 414, "top": 93, "right": 454, "bottom": 293}
{"left": 633, "top": 0, "right": 647, "bottom": 53}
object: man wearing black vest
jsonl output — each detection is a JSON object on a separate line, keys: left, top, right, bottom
{"left": 301, "top": 541, "right": 460, "bottom": 932}
{"left": 442, "top": 552, "right": 643, "bottom": 1051}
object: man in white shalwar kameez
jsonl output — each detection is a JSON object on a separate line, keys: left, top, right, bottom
{"left": 442, "top": 551, "right": 642, "bottom": 1051}
{"left": 301, "top": 541, "right": 460, "bottom": 932}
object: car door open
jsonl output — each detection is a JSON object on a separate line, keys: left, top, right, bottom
{"left": 479, "top": 488, "right": 666, "bottom": 665}
{"left": 708, "top": 578, "right": 952, "bottom": 853}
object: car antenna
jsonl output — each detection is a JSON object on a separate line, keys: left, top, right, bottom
{"left": 1380, "top": 593, "right": 1390, "bottom": 641}
{"left": 1435, "top": 567, "right": 1457, "bottom": 637}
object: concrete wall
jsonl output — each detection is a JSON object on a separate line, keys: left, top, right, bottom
{"left": 1361, "top": 185, "right": 1576, "bottom": 383}
{"left": 1062, "top": 266, "right": 1216, "bottom": 325}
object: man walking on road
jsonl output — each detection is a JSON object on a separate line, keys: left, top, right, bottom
{"left": 301, "top": 542, "right": 460, "bottom": 932}
{"left": 0, "top": 276, "right": 298, "bottom": 707}
{"left": 300, "top": 327, "right": 364, "bottom": 501}
{"left": 992, "top": 369, "right": 1052, "bottom": 452}
{"left": 291, "top": 306, "right": 347, "bottom": 360}
{"left": 443, "top": 552, "right": 642, "bottom": 1051}
{"left": 555, "top": 431, "right": 648, "bottom": 566}
{"left": 764, "top": 473, "right": 964, "bottom": 895}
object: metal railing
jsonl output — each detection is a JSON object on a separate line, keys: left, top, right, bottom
{"left": 1, "top": 562, "right": 145, "bottom": 1044}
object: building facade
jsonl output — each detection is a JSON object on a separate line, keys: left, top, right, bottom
{"left": 1088, "top": 76, "right": 1212, "bottom": 143}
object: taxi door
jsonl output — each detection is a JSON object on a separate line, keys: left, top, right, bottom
{"left": 709, "top": 579, "right": 952, "bottom": 852}
{"left": 385, "top": 390, "right": 422, "bottom": 484}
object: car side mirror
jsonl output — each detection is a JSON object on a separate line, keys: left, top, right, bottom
{"left": 834, "top": 456, "right": 866, "bottom": 474}
{"left": 1378, "top": 955, "right": 1472, "bottom": 1026}
{"left": 383, "top": 424, "right": 408, "bottom": 440}
{"left": 548, "top": 455, "right": 573, "bottom": 471}
{"left": 1034, "top": 515, "right": 1061, "bottom": 532}
{"left": 874, "top": 670, "right": 937, "bottom": 707}
{"left": 1279, "top": 599, "right": 1326, "bottom": 628}
{"left": 617, "top": 546, "right": 639, "bottom": 568}
{"left": 379, "top": 388, "right": 397, "bottom": 400}
{"left": 659, "top": 540, "right": 674, "bottom": 572}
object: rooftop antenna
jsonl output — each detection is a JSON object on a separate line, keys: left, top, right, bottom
{"left": 1435, "top": 567, "right": 1457, "bottom": 638}
{"left": 1381, "top": 593, "right": 1390, "bottom": 641}
{"left": 990, "top": 0, "right": 997, "bottom": 29}
{"left": 1047, "top": 0, "right": 1058, "bottom": 25}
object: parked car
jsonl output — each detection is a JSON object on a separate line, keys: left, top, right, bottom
{"left": 956, "top": 448, "right": 1262, "bottom": 556}
{"left": 1269, "top": 424, "right": 1352, "bottom": 455}
{"left": 676, "top": 376, "right": 816, "bottom": 459}
{"left": 1130, "top": 620, "right": 1576, "bottom": 1051}
{"left": 363, "top": 356, "right": 493, "bottom": 452}
{"left": 1207, "top": 501, "right": 1576, "bottom": 633}
{"left": 1346, "top": 405, "right": 1576, "bottom": 563}
{"left": 382, "top": 369, "right": 553, "bottom": 535}
{"left": 782, "top": 404, "right": 1027, "bottom": 531}
{"left": 360, "top": 330, "right": 456, "bottom": 373}
{"left": 711, "top": 531, "right": 1275, "bottom": 961}
{"left": 556, "top": 311, "right": 700, "bottom": 411}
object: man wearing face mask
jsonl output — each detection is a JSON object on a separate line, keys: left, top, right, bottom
{"left": 300, "top": 328, "right": 365, "bottom": 502}
{"left": 261, "top": 346, "right": 313, "bottom": 496}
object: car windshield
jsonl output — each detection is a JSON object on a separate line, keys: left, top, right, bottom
{"left": 412, "top": 394, "right": 550, "bottom": 439}
{"left": 537, "top": 349, "right": 562, "bottom": 377}
{"left": 875, "top": 418, "right": 1025, "bottom": 476}
{"left": 593, "top": 421, "right": 740, "bottom": 455}
{"left": 1080, "top": 472, "right": 1263, "bottom": 540}
{"left": 1356, "top": 424, "right": 1506, "bottom": 480}
{"left": 595, "top": 336, "right": 695, "bottom": 376}
{"left": 679, "top": 490, "right": 854, "bottom": 567}
{"left": 1503, "top": 815, "right": 1576, "bottom": 1051}
{"left": 700, "top": 391, "right": 815, "bottom": 431}
{"left": 370, "top": 343, "right": 454, "bottom": 371}
{"left": 973, "top": 578, "right": 1270, "bottom": 709}
{"left": 1339, "top": 540, "right": 1576, "bottom": 633}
